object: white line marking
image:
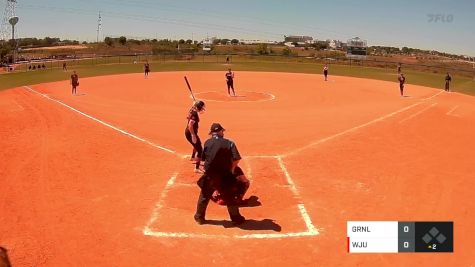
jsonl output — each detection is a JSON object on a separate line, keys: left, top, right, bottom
{"left": 23, "top": 86, "right": 178, "bottom": 156}
{"left": 422, "top": 90, "right": 444, "bottom": 101}
{"left": 243, "top": 157, "right": 252, "bottom": 181}
{"left": 277, "top": 157, "right": 319, "bottom": 235}
{"left": 192, "top": 90, "right": 276, "bottom": 103}
{"left": 144, "top": 157, "right": 319, "bottom": 239}
{"left": 297, "top": 204, "right": 319, "bottom": 234}
{"left": 143, "top": 173, "right": 179, "bottom": 231}
{"left": 244, "top": 155, "right": 279, "bottom": 159}
{"left": 399, "top": 103, "right": 437, "bottom": 123}
{"left": 173, "top": 182, "right": 195, "bottom": 187}
{"left": 143, "top": 230, "right": 317, "bottom": 239}
{"left": 12, "top": 103, "right": 24, "bottom": 111}
{"left": 446, "top": 105, "right": 459, "bottom": 116}
{"left": 285, "top": 101, "right": 424, "bottom": 157}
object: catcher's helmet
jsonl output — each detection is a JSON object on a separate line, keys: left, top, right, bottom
{"left": 194, "top": 100, "right": 205, "bottom": 111}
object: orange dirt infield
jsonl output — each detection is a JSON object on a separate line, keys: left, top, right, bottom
{"left": 1, "top": 71, "right": 475, "bottom": 266}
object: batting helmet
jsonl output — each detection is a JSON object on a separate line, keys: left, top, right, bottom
{"left": 194, "top": 100, "right": 205, "bottom": 111}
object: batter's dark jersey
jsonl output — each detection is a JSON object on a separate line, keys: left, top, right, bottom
{"left": 185, "top": 109, "right": 199, "bottom": 135}
{"left": 144, "top": 63, "right": 150, "bottom": 72}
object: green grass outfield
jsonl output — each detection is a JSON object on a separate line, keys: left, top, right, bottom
{"left": 1, "top": 61, "right": 474, "bottom": 96}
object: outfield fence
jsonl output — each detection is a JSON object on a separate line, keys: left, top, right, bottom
{"left": 5, "top": 52, "right": 475, "bottom": 78}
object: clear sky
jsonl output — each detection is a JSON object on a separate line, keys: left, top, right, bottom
{"left": 3, "top": 0, "right": 474, "bottom": 55}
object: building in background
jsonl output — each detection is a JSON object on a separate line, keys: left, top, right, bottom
{"left": 239, "top": 39, "right": 277, "bottom": 45}
{"left": 329, "top": 40, "right": 343, "bottom": 50}
{"left": 346, "top": 37, "right": 367, "bottom": 58}
{"left": 202, "top": 37, "right": 215, "bottom": 51}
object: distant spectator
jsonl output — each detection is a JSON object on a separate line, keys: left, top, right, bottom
{"left": 397, "top": 63, "right": 401, "bottom": 74}
{"left": 42, "top": 64, "right": 46, "bottom": 69}
{"left": 33, "top": 65, "right": 36, "bottom": 70}
{"left": 63, "top": 62, "right": 67, "bottom": 71}
{"left": 28, "top": 65, "right": 32, "bottom": 70}
{"left": 37, "top": 64, "right": 41, "bottom": 70}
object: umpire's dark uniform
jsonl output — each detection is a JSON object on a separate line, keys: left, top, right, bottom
{"left": 194, "top": 123, "right": 245, "bottom": 225}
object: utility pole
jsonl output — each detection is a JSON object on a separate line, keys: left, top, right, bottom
{"left": 96, "top": 11, "right": 102, "bottom": 43}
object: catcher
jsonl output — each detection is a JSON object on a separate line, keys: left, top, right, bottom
{"left": 211, "top": 165, "right": 250, "bottom": 206}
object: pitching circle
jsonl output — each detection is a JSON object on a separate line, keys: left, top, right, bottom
{"left": 191, "top": 90, "right": 276, "bottom": 102}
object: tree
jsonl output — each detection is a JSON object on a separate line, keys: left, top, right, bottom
{"left": 256, "top": 43, "right": 269, "bottom": 55}
{"left": 104, "top": 37, "right": 113, "bottom": 46}
{"left": 212, "top": 39, "right": 221, "bottom": 45}
{"left": 220, "top": 39, "right": 230, "bottom": 45}
{"left": 186, "top": 39, "right": 193, "bottom": 44}
{"left": 179, "top": 39, "right": 185, "bottom": 44}
{"left": 0, "top": 43, "right": 12, "bottom": 62}
{"left": 282, "top": 47, "right": 291, "bottom": 56}
{"left": 118, "top": 36, "right": 127, "bottom": 45}
{"left": 231, "top": 39, "right": 239, "bottom": 45}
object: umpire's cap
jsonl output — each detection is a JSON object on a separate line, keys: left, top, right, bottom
{"left": 209, "top": 123, "right": 225, "bottom": 134}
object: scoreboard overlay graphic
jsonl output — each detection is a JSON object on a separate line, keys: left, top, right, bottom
{"left": 347, "top": 221, "right": 453, "bottom": 253}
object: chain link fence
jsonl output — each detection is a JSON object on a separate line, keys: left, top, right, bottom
{"left": 5, "top": 52, "right": 475, "bottom": 78}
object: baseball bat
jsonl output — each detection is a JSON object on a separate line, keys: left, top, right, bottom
{"left": 184, "top": 76, "right": 196, "bottom": 102}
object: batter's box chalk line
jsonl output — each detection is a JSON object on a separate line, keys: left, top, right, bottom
{"left": 142, "top": 157, "right": 319, "bottom": 239}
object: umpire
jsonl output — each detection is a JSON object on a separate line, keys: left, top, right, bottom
{"left": 194, "top": 123, "right": 246, "bottom": 225}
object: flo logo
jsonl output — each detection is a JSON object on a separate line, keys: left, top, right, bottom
{"left": 427, "top": 14, "right": 454, "bottom": 23}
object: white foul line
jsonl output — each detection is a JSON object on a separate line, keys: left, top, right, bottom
{"left": 284, "top": 90, "right": 444, "bottom": 157}
{"left": 399, "top": 102, "right": 437, "bottom": 123}
{"left": 446, "top": 105, "right": 459, "bottom": 116}
{"left": 23, "top": 86, "right": 178, "bottom": 156}
{"left": 285, "top": 101, "right": 423, "bottom": 157}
